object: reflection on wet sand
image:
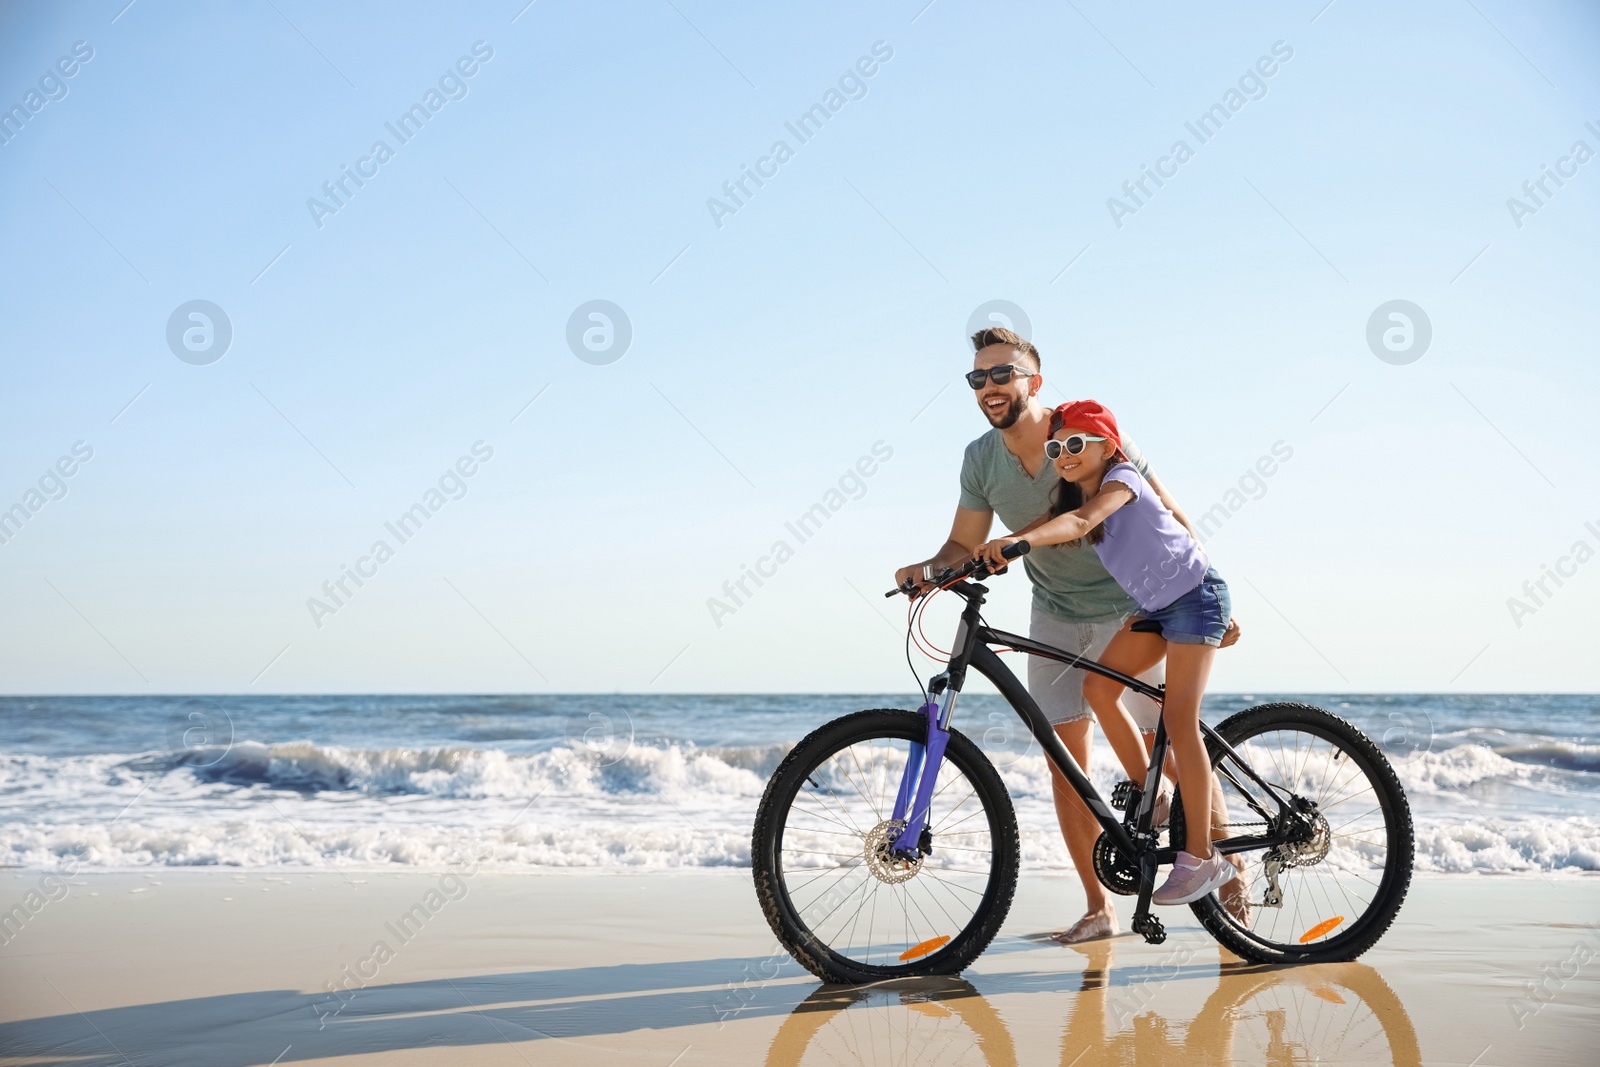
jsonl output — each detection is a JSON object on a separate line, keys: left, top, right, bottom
{"left": 766, "top": 976, "right": 1019, "bottom": 1067}
{"left": 1059, "top": 941, "right": 1421, "bottom": 1067}
{"left": 765, "top": 943, "right": 1420, "bottom": 1067}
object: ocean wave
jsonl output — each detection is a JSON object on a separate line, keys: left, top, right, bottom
{"left": 1393, "top": 745, "right": 1536, "bottom": 793}
{"left": 110, "top": 739, "right": 792, "bottom": 799}
{"left": 1492, "top": 742, "right": 1600, "bottom": 775}
{"left": 3, "top": 814, "right": 1595, "bottom": 873}
{"left": 9, "top": 729, "right": 1596, "bottom": 809}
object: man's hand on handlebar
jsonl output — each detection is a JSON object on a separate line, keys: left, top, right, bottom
{"left": 887, "top": 541, "right": 1030, "bottom": 597}
{"left": 892, "top": 562, "right": 936, "bottom": 598}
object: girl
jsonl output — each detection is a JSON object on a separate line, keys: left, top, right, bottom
{"left": 974, "top": 399, "right": 1237, "bottom": 905}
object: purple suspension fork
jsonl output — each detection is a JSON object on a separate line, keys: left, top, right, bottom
{"left": 889, "top": 691, "right": 954, "bottom": 856}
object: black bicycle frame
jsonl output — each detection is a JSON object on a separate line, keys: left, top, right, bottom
{"left": 888, "top": 577, "right": 1298, "bottom": 867}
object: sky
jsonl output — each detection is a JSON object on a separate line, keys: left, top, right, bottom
{"left": 0, "top": 0, "right": 1597, "bottom": 695}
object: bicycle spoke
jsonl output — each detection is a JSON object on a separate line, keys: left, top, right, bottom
{"left": 1327, "top": 802, "right": 1384, "bottom": 828}
{"left": 786, "top": 791, "right": 863, "bottom": 835}
{"left": 779, "top": 825, "right": 863, "bottom": 838}
{"left": 805, "top": 757, "right": 872, "bottom": 838}
{"left": 934, "top": 783, "right": 979, "bottom": 831}
{"left": 829, "top": 747, "right": 887, "bottom": 829}
{"left": 930, "top": 804, "right": 990, "bottom": 837}
{"left": 844, "top": 742, "right": 887, "bottom": 824}
{"left": 816, "top": 871, "right": 876, "bottom": 947}
{"left": 787, "top": 857, "right": 865, "bottom": 897}
{"left": 782, "top": 847, "right": 866, "bottom": 860}
{"left": 1318, "top": 765, "right": 1375, "bottom": 811}
{"left": 1315, "top": 750, "right": 1360, "bottom": 808}
{"left": 843, "top": 874, "right": 880, "bottom": 957}
{"left": 917, "top": 870, "right": 985, "bottom": 896}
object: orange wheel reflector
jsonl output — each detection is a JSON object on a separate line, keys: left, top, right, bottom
{"left": 1299, "top": 916, "right": 1346, "bottom": 943}
{"left": 898, "top": 935, "right": 952, "bottom": 961}
{"left": 1310, "top": 986, "right": 1348, "bottom": 1005}
{"left": 907, "top": 1001, "right": 954, "bottom": 1019}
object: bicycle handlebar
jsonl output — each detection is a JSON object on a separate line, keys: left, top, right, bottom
{"left": 885, "top": 540, "right": 1030, "bottom": 598}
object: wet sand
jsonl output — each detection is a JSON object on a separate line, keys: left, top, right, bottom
{"left": 1, "top": 869, "right": 1596, "bottom": 1065}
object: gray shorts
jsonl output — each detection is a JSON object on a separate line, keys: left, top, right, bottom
{"left": 1027, "top": 604, "right": 1163, "bottom": 729}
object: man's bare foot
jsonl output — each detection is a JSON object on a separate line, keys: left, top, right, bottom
{"left": 1153, "top": 787, "right": 1171, "bottom": 830}
{"left": 1218, "top": 853, "right": 1251, "bottom": 926}
{"left": 1050, "top": 907, "right": 1119, "bottom": 944}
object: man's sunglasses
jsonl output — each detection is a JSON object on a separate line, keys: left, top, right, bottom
{"left": 1044, "top": 434, "right": 1108, "bottom": 459}
{"left": 965, "top": 365, "right": 1035, "bottom": 389}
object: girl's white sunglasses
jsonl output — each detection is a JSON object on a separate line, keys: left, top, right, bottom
{"left": 1045, "top": 434, "right": 1107, "bottom": 459}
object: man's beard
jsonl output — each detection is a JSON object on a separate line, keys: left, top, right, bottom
{"left": 983, "top": 394, "right": 1027, "bottom": 429}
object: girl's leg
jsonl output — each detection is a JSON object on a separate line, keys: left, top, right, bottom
{"left": 1081, "top": 626, "right": 1167, "bottom": 784}
{"left": 1163, "top": 642, "right": 1219, "bottom": 858}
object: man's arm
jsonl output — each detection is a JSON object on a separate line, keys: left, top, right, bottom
{"left": 1145, "top": 471, "right": 1198, "bottom": 541}
{"left": 895, "top": 506, "right": 992, "bottom": 592}
{"left": 1122, "top": 437, "right": 1198, "bottom": 541}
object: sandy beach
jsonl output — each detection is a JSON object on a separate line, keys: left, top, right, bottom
{"left": 5, "top": 0, "right": 1600, "bottom": 1060}
{"left": 1, "top": 869, "right": 1595, "bottom": 1066}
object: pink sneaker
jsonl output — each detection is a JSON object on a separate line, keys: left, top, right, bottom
{"left": 1152, "top": 850, "right": 1237, "bottom": 906}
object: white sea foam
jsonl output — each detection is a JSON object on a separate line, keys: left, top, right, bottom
{"left": 5, "top": 812, "right": 1594, "bottom": 873}
{"left": 1, "top": 736, "right": 1596, "bottom": 873}
{"left": 1412, "top": 817, "right": 1600, "bottom": 873}
{"left": 0, "top": 819, "right": 759, "bottom": 870}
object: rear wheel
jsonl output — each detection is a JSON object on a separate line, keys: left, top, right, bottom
{"left": 1170, "top": 702, "right": 1413, "bottom": 964}
{"left": 753, "top": 710, "right": 1020, "bottom": 984}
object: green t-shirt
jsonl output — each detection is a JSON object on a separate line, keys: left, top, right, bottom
{"left": 958, "top": 429, "right": 1154, "bottom": 622}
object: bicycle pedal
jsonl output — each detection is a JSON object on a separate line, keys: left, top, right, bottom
{"left": 1111, "top": 781, "right": 1141, "bottom": 812}
{"left": 1133, "top": 914, "right": 1166, "bottom": 945}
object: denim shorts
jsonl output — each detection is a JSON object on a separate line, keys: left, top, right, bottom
{"left": 1133, "top": 566, "right": 1231, "bottom": 646}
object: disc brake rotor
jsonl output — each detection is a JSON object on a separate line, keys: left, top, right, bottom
{"left": 863, "top": 820, "right": 923, "bottom": 884}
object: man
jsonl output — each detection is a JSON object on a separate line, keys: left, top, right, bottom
{"left": 894, "top": 326, "right": 1240, "bottom": 942}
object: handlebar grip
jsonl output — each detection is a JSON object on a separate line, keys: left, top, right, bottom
{"left": 1001, "top": 540, "right": 1031, "bottom": 560}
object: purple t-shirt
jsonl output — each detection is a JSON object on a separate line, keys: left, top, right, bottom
{"left": 1094, "top": 462, "right": 1211, "bottom": 612}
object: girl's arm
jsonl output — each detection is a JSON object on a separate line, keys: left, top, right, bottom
{"left": 1006, "top": 512, "right": 1054, "bottom": 538}
{"left": 973, "top": 483, "right": 1133, "bottom": 565}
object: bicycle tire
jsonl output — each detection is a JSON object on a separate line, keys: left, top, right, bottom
{"left": 1169, "top": 702, "right": 1413, "bottom": 964}
{"left": 753, "top": 709, "right": 1020, "bottom": 985}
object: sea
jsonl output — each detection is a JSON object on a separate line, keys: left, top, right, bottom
{"left": 1, "top": 694, "right": 1596, "bottom": 875}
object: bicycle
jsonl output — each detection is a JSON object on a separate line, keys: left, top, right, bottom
{"left": 752, "top": 541, "right": 1414, "bottom": 984}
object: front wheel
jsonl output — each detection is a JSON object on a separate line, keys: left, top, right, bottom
{"left": 1170, "top": 702, "right": 1414, "bottom": 964}
{"left": 753, "top": 710, "right": 1020, "bottom": 984}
